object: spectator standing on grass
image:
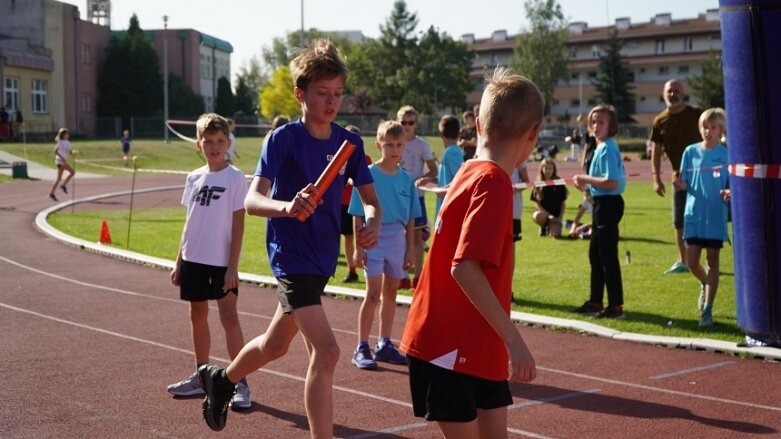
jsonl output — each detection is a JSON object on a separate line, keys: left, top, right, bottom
{"left": 196, "top": 39, "right": 381, "bottom": 436}
{"left": 458, "top": 110, "right": 477, "bottom": 161}
{"left": 572, "top": 105, "right": 627, "bottom": 319}
{"left": 398, "top": 105, "right": 437, "bottom": 291}
{"left": 401, "top": 68, "right": 539, "bottom": 438}
{"left": 650, "top": 79, "right": 703, "bottom": 274}
{"left": 166, "top": 113, "right": 251, "bottom": 410}
{"left": 349, "top": 120, "right": 419, "bottom": 370}
{"left": 674, "top": 108, "right": 730, "bottom": 327}
{"left": 48, "top": 128, "right": 75, "bottom": 201}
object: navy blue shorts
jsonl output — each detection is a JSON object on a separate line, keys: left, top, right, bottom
{"left": 413, "top": 196, "right": 428, "bottom": 229}
{"left": 685, "top": 237, "right": 723, "bottom": 249}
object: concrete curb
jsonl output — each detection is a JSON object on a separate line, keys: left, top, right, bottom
{"left": 35, "top": 186, "right": 781, "bottom": 362}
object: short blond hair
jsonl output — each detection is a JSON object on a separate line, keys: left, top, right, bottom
{"left": 376, "top": 120, "right": 405, "bottom": 142}
{"left": 196, "top": 113, "right": 230, "bottom": 139}
{"left": 699, "top": 107, "right": 726, "bottom": 135}
{"left": 478, "top": 67, "right": 544, "bottom": 143}
{"left": 290, "top": 38, "right": 347, "bottom": 91}
{"left": 396, "top": 105, "right": 418, "bottom": 121}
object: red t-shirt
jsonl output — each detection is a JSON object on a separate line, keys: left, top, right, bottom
{"left": 401, "top": 160, "right": 514, "bottom": 381}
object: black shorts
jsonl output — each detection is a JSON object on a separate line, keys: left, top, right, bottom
{"left": 276, "top": 274, "right": 329, "bottom": 313}
{"left": 340, "top": 204, "right": 354, "bottom": 236}
{"left": 179, "top": 260, "right": 237, "bottom": 301}
{"left": 673, "top": 189, "right": 686, "bottom": 229}
{"left": 512, "top": 219, "right": 522, "bottom": 242}
{"left": 684, "top": 237, "right": 724, "bottom": 249}
{"left": 407, "top": 355, "right": 512, "bottom": 422}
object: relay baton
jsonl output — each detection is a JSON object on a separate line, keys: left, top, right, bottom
{"left": 295, "top": 140, "right": 356, "bottom": 221}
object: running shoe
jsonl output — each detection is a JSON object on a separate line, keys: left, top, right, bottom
{"left": 699, "top": 308, "right": 714, "bottom": 327}
{"left": 48, "top": 193, "right": 58, "bottom": 201}
{"left": 374, "top": 341, "right": 406, "bottom": 364}
{"left": 231, "top": 379, "right": 251, "bottom": 411}
{"left": 572, "top": 300, "right": 604, "bottom": 316}
{"left": 352, "top": 343, "right": 377, "bottom": 370}
{"left": 60, "top": 185, "right": 68, "bottom": 194}
{"left": 166, "top": 371, "right": 205, "bottom": 396}
{"left": 664, "top": 261, "right": 689, "bottom": 274}
{"left": 342, "top": 272, "right": 359, "bottom": 283}
{"left": 596, "top": 305, "right": 625, "bottom": 319}
{"left": 198, "top": 364, "right": 235, "bottom": 431}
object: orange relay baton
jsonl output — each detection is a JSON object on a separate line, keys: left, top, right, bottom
{"left": 295, "top": 140, "right": 356, "bottom": 221}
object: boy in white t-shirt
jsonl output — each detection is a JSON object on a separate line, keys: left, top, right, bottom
{"left": 166, "top": 113, "right": 252, "bottom": 411}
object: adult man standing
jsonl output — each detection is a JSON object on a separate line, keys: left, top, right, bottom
{"left": 650, "top": 79, "right": 703, "bottom": 274}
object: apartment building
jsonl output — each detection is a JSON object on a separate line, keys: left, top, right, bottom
{"left": 464, "top": 9, "right": 722, "bottom": 127}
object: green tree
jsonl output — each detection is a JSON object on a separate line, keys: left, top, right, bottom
{"left": 592, "top": 30, "right": 636, "bottom": 122}
{"left": 97, "top": 15, "right": 162, "bottom": 118}
{"left": 168, "top": 74, "right": 205, "bottom": 117}
{"left": 234, "top": 56, "right": 265, "bottom": 116}
{"left": 689, "top": 51, "right": 724, "bottom": 109}
{"left": 348, "top": 1, "right": 473, "bottom": 114}
{"left": 259, "top": 67, "right": 300, "bottom": 120}
{"left": 511, "top": 0, "right": 569, "bottom": 114}
{"left": 215, "top": 76, "right": 236, "bottom": 117}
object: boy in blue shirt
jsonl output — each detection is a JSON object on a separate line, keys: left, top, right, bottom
{"left": 674, "top": 108, "right": 729, "bottom": 327}
{"left": 573, "top": 105, "right": 627, "bottom": 319}
{"left": 349, "top": 120, "right": 420, "bottom": 369}
{"left": 197, "top": 39, "right": 382, "bottom": 435}
{"left": 418, "top": 115, "right": 464, "bottom": 218}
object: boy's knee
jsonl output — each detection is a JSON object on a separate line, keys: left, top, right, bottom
{"left": 312, "top": 342, "right": 340, "bottom": 370}
{"left": 262, "top": 336, "right": 290, "bottom": 360}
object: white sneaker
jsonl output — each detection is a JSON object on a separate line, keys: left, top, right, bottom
{"left": 167, "top": 371, "right": 205, "bottom": 396}
{"left": 231, "top": 380, "right": 252, "bottom": 410}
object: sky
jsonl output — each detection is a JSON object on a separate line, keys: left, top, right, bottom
{"left": 60, "top": 0, "right": 719, "bottom": 80}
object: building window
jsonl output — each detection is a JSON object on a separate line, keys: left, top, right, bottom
{"left": 659, "top": 66, "right": 670, "bottom": 75}
{"left": 571, "top": 99, "right": 580, "bottom": 108}
{"left": 683, "top": 38, "right": 693, "bottom": 52}
{"left": 655, "top": 39, "right": 665, "bottom": 54}
{"left": 4, "top": 77, "right": 20, "bottom": 110}
{"left": 587, "top": 71, "right": 597, "bottom": 79}
{"left": 587, "top": 98, "right": 597, "bottom": 106}
{"left": 31, "top": 79, "right": 48, "bottom": 113}
{"left": 591, "top": 45, "right": 600, "bottom": 58}
{"left": 81, "top": 92, "right": 93, "bottom": 113}
{"left": 490, "top": 54, "right": 498, "bottom": 66}
{"left": 81, "top": 44, "right": 91, "bottom": 64}
{"left": 640, "top": 96, "right": 646, "bottom": 102}
{"left": 678, "top": 65, "right": 690, "bottom": 74}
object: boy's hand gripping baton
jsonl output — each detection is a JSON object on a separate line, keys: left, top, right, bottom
{"left": 295, "top": 140, "right": 356, "bottom": 221}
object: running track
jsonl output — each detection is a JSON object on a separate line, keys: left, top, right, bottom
{"left": 1, "top": 169, "right": 780, "bottom": 438}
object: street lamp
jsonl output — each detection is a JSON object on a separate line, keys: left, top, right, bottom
{"left": 163, "top": 15, "right": 170, "bottom": 143}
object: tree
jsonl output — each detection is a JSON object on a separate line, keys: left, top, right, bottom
{"left": 511, "top": 0, "right": 569, "bottom": 114}
{"left": 689, "top": 51, "right": 724, "bottom": 109}
{"left": 215, "top": 76, "right": 236, "bottom": 117}
{"left": 348, "top": 1, "right": 473, "bottom": 114}
{"left": 97, "top": 15, "right": 162, "bottom": 119}
{"left": 167, "top": 74, "right": 205, "bottom": 117}
{"left": 234, "top": 56, "right": 265, "bottom": 116}
{"left": 259, "top": 67, "right": 300, "bottom": 120}
{"left": 592, "top": 29, "right": 636, "bottom": 123}
{"left": 261, "top": 30, "right": 356, "bottom": 75}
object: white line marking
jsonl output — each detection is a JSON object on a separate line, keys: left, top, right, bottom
{"left": 345, "top": 422, "right": 429, "bottom": 439}
{"left": 509, "top": 388, "right": 601, "bottom": 410}
{"left": 649, "top": 360, "right": 736, "bottom": 380}
{"left": 506, "top": 427, "right": 557, "bottom": 439}
{"left": 538, "top": 366, "right": 781, "bottom": 412}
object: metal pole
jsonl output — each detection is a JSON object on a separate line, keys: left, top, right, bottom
{"left": 70, "top": 149, "right": 77, "bottom": 213}
{"left": 126, "top": 156, "right": 138, "bottom": 249}
{"left": 300, "top": 0, "right": 305, "bottom": 48}
{"left": 163, "top": 15, "right": 170, "bottom": 143}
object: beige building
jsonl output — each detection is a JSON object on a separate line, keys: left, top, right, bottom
{"left": 465, "top": 9, "right": 722, "bottom": 128}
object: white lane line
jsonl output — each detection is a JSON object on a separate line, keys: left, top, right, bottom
{"left": 649, "top": 360, "right": 736, "bottom": 380}
{"left": 538, "top": 366, "right": 781, "bottom": 412}
{"left": 0, "top": 301, "right": 411, "bottom": 409}
{"left": 345, "top": 422, "right": 428, "bottom": 439}
{"left": 3, "top": 255, "right": 779, "bottom": 414}
{"left": 506, "top": 427, "right": 557, "bottom": 439}
{"left": 509, "top": 388, "right": 601, "bottom": 410}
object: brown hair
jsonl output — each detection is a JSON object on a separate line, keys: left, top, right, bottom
{"left": 587, "top": 105, "right": 619, "bottom": 138}
{"left": 289, "top": 39, "right": 347, "bottom": 91}
{"left": 195, "top": 113, "right": 230, "bottom": 139}
{"left": 438, "top": 115, "right": 460, "bottom": 139}
{"left": 55, "top": 128, "right": 69, "bottom": 141}
{"left": 376, "top": 120, "right": 405, "bottom": 142}
{"left": 478, "top": 67, "right": 544, "bottom": 144}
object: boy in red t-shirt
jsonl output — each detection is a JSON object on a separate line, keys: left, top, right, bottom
{"left": 400, "top": 67, "right": 542, "bottom": 438}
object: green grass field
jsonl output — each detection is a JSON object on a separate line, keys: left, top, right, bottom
{"left": 4, "top": 136, "right": 743, "bottom": 342}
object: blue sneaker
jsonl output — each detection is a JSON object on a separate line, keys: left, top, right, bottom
{"left": 352, "top": 344, "right": 377, "bottom": 370}
{"left": 699, "top": 308, "right": 714, "bottom": 327}
{"left": 664, "top": 261, "right": 689, "bottom": 274}
{"left": 374, "top": 341, "right": 406, "bottom": 364}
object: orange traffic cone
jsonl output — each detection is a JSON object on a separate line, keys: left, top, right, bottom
{"left": 99, "top": 219, "right": 112, "bottom": 244}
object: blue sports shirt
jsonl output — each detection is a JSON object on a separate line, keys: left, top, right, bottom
{"left": 588, "top": 137, "right": 626, "bottom": 196}
{"left": 348, "top": 164, "right": 420, "bottom": 226}
{"left": 680, "top": 143, "right": 729, "bottom": 241}
{"left": 256, "top": 121, "right": 373, "bottom": 277}
{"left": 435, "top": 144, "right": 465, "bottom": 216}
